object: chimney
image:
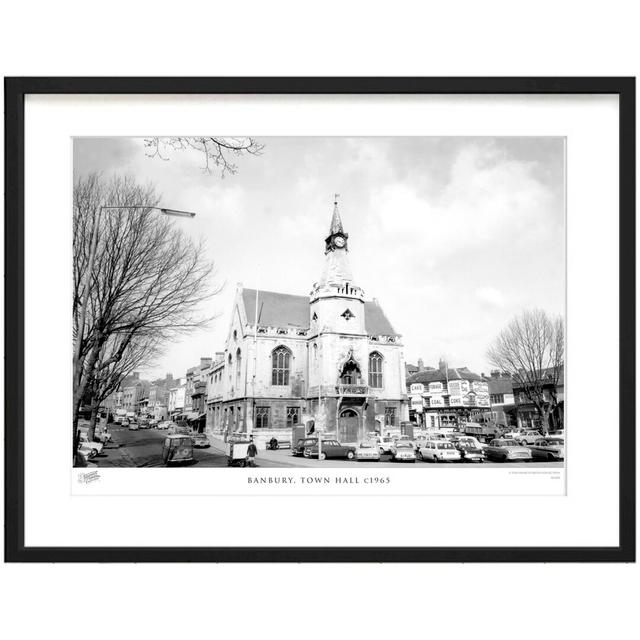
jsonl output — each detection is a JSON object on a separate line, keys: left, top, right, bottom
{"left": 166, "top": 373, "right": 173, "bottom": 381}
{"left": 438, "top": 358, "right": 447, "bottom": 372}
{"left": 418, "top": 358, "right": 424, "bottom": 372}
{"left": 200, "top": 357, "right": 213, "bottom": 369}
{"left": 491, "top": 370, "right": 500, "bottom": 378}
{"left": 132, "top": 372, "right": 140, "bottom": 381}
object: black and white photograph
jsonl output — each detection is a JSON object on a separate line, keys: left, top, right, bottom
{"left": 73, "top": 135, "right": 566, "bottom": 472}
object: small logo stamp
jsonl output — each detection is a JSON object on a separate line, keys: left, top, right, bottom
{"left": 78, "top": 470, "right": 101, "bottom": 484}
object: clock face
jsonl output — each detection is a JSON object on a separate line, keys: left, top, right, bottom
{"left": 334, "top": 235, "right": 345, "bottom": 248}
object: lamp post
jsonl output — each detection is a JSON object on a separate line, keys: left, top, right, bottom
{"left": 73, "top": 204, "right": 196, "bottom": 448}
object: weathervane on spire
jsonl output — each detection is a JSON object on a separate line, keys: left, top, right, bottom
{"left": 334, "top": 193, "right": 340, "bottom": 205}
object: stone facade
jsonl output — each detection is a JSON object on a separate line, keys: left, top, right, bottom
{"left": 205, "top": 201, "right": 408, "bottom": 445}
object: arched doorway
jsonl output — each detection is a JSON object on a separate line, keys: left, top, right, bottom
{"left": 338, "top": 407, "right": 359, "bottom": 443}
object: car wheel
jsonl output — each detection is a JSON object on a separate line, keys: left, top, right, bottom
{"left": 346, "top": 451, "right": 355, "bottom": 460}
{"left": 91, "top": 448, "right": 98, "bottom": 458}
{"left": 319, "top": 452, "right": 327, "bottom": 461}
{"left": 379, "top": 448, "right": 385, "bottom": 455}
{"left": 303, "top": 450, "right": 310, "bottom": 458}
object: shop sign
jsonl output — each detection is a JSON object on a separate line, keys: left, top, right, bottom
{"left": 429, "top": 382, "right": 443, "bottom": 394}
{"left": 449, "top": 395, "right": 463, "bottom": 406}
{"left": 430, "top": 396, "right": 445, "bottom": 407}
{"left": 410, "top": 383, "right": 424, "bottom": 394}
{"left": 448, "top": 380, "right": 461, "bottom": 395}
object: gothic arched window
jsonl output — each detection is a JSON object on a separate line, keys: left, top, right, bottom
{"left": 369, "top": 352, "right": 383, "bottom": 388}
{"left": 236, "top": 348, "right": 242, "bottom": 381}
{"left": 272, "top": 346, "right": 291, "bottom": 386}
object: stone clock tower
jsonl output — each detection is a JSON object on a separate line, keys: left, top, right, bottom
{"left": 309, "top": 199, "right": 370, "bottom": 439}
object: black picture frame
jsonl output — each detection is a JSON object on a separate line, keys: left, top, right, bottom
{"left": 4, "top": 77, "right": 635, "bottom": 563}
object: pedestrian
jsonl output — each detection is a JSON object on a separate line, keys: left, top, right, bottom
{"left": 269, "top": 437, "right": 278, "bottom": 450}
{"left": 247, "top": 437, "right": 258, "bottom": 467}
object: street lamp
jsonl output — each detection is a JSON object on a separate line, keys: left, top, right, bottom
{"left": 73, "top": 204, "right": 197, "bottom": 407}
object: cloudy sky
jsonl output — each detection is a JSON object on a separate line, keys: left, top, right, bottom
{"left": 74, "top": 136, "right": 565, "bottom": 379}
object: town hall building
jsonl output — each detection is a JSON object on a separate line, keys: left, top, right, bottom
{"left": 205, "top": 200, "right": 409, "bottom": 445}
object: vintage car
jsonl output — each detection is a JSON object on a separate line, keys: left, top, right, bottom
{"left": 292, "top": 437, "right": 318, "bottom": 457}
{"left": 484, "top": 438, "right": 532, "bottom": 462}
{"left": 128, "top": 421, "right": 139, "bottom": 431}
{"left": 515, "top": 430, "right": 543, "bottom": 445}
{"left": 162, "top": 435, "right": 194, "bottom": 465}
{"left": 390, "top": 441, "right": 417, "bottom": 462}
{"left": 423, "top": 431, "right": 451, "bottom": 442}
{"left": 418, "top": 440, "right": 461, "bottom": 463}
{"left": 356, "top": 440, "right": 381, "bottom": 461}
{"left": 453, "top": 436, "right": 486, "bottom": 462}
{"left": 77, "top": 435, "right": 103, "bottom": 459}
{"left": 528, "top": 436, "right": 565, "bottom": 460}
{"left": 375, "top": 436, "right": 395, "bottom": 454}
{"left": 192, "top": 433, "right": 210, "bottom": 448}
{"left": 304, "top": 439, "right": 356, "bottom": 461}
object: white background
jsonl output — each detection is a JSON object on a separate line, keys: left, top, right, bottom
{"left": 1, "top": 2, "right": 638, "bottom": 640}
{"left": 26, "top": 95, "right": 604, "bottom": 549}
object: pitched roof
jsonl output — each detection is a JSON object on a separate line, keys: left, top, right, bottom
{"left": 329, "top": 201, "right": 344, "bottom": 236}
{"left": 407, "top": 366, "right": 484, "bottom": 385}
{"left": 242, "top": 289, "right": 310, "bottom": 328}
{"left": 240, "top": 288, "right": 399, "bottom": 336}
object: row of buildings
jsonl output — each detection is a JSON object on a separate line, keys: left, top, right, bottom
{"left": 104, "top": 201, "right": 564, "bottom": 441}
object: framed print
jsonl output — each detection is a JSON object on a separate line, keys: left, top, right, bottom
{"left": 4, "top": 77, "right": 635, "bottom": 562}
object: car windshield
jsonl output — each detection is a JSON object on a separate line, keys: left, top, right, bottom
{"left": 438, "top": 443, "right": 454, "bottom": 449}
{"left": 548, "top": 438, "right": 564, "bottom": 444}
{"left": 502, "top": 440, "right": 518, "bottom": 446}
{"left": 360, "top": 442, "right": 374, "bottom": 448}
{"left": 396, "top": 443, "right": 412, "bottom": 449}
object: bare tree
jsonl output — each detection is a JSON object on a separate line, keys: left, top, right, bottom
{"left": 73, "top": 174, "right": 221, "bottom": 447}
{"left": 487, "top": 309, "right": 564, "bottom": 432}
{"left": 144, "top": 136, "right": 263, "bottom": 176}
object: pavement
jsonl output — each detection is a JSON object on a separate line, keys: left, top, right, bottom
{"left": 92, "top": 426, "right": 564, "bottom": 469}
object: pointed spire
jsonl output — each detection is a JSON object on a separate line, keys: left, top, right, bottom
{"left": 329, "top": 194, "right": 344, "bottom": 235}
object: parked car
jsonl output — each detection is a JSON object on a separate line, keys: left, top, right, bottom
{"left": 528, "top": 436, "right": 565, "bottom": 460}
{"left": 121, "top": 419, "right": 129, "bottom": 427}
{"left": 78, "top": 435, "right": 103, "bottom": 459}
{"left": 304, "top": 439, "right": 356, "bottom": 460}
{"left": 516, "top": 430, "right": 543, "bottom": 445}
{"left": 484, "top": 438, "right": 532, "bottom": 462}
{"left": 375, "top": 436, "right": 395, "bottom": 455}
{"left": 424, "top": 431, "right": 451, "bottom": 442}
{"left": 293, "top": 437, "right": 318, "bottom": 457}
{"left": 503, "top": 431, "right": 521, "bottom": 439}
{"left": 356, "top": 440, "right": 381, "bottom": 461}
{"left": 128, "top": 422, "right": 139, "bottom": 431}
{"left": 157, "top": 421, "right": 171, "bottom": 430}
{"left": 453, "top": 436, "right": 486, "bottom": 462}
{"left": 149, "top": 419, "right": 158, "bottom": 428}
{"left": 418, "top": 440, "right": 461, "bottom": 463}
{"left": 192, "top": 433, "right": 210, "bottom": 448}
{"left": 390, "top": 441, "right": 417, "bottom": 462}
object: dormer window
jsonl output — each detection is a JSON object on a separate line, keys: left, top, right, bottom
{"left": 341, "top": 309, "right": 355, "bottom": 321}
{"left": 277, "top": 328, "right": 288, "bottom": 335}
{"left": 257, "top": 327, "right": 267, "bottom": 334}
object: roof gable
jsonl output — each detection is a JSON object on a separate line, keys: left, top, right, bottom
{"left": 240, "top": 288, "right": 399, "bottom": 336}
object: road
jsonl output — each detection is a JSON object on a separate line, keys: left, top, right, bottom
{"left": 93, "top": 426, "right": 564, "bottom": 469}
